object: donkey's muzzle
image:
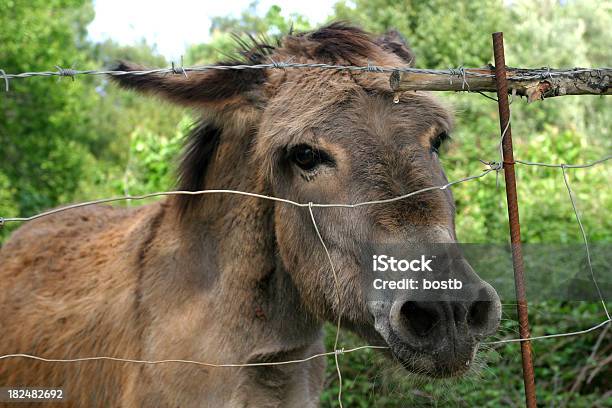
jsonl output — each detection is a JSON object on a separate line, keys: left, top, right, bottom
{"left": 388, "top": 281, "right": 501, "bottom": 376}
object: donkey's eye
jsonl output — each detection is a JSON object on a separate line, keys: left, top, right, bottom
{"left": 290, "top": 144, "right": 331, "bottom": 171}
{"left": 431, "top": 132, "right": 450, "bottom": 154}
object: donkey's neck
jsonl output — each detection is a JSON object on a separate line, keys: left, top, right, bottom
{"left": 168, "top": 124, "right": 322, "bottom": 360}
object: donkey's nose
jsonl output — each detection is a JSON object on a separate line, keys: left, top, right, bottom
{"left": 389, "top": 284, "right": 500, "bottom": 348}
{"left": 464, "top": 283, "right": 502, "bottom": 338}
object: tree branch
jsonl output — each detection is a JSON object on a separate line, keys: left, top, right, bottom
{"left": 389, "top": 67, "right": 611, "bottom": 102}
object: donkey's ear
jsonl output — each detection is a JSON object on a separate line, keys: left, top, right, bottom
{"left": 110, "top": 60, "right": 266, "bottom": 110}
{"left": 376, "top": 30, "right": 415, "bottom": 66}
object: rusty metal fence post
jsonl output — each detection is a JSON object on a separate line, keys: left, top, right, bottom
{"left": 492, "top": 32, "right": 538, "bottom": 408}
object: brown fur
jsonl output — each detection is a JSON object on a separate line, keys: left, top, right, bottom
{"left": 0, "top": 23, "right": 499, "bottom": 407}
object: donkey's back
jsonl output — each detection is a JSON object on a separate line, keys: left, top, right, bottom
{"left": 0, "top": 203, "right": 161, "bottom": 407}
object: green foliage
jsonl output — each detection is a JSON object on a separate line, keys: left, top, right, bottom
{"left": 333, "top": 0, "right": 505, "bottom": 68}
{"left": 119, "top": 116, "right": 190, "bottom": 197}
{"left": 0, "top": 172, "right": 18, "bottom": 220}
{"left": 0, "top": 0, "right": 184, "bottom": 231}
{"left": 0, "top": 0, "right": 96, "bottom": 216}
{"left": 186, "top": 2, "right": 311, "bottom": 64}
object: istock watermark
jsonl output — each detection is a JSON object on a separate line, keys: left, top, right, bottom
{"left": 371, "top": 254, "right": 463, "bottom": 291}
{"left": 372, "top": 254, "right": 434, "bottom": 272}
{"left": 361, "top": 243, "right": 611, "bottom": 302}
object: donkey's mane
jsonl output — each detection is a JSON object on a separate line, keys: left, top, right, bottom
{"left": 220, "top": 22, "right": 379, "bottom": 65}
{"left": 176, "top": 121, "right": 222, "bottom": 216}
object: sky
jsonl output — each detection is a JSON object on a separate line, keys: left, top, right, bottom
{"left": 88, "top": 0, "right": 336, "bottom": 60}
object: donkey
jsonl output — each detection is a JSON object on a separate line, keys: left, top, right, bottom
{"left": 0, "top": 23, "right": 501, "bottom": 407}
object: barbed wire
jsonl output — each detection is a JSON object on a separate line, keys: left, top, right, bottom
{"left": 0, "top": 63, "right": 610, "bottom": 92}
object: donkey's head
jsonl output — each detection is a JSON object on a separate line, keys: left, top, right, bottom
{"left": 112, "top": 23, "right": 500, "bottom": 379}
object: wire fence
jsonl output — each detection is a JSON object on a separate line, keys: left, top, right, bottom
{"left": 1, "top": 62, "right": 611, "bottom": 97}
{"left": 0, "top": 60, "right": 610, "bottom": 407}
{"left": 1, "top": 62, "right": 608, "bottom": 80}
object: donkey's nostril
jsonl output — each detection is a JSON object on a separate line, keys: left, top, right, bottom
{"left": 468, "top": 300, "right": 494, "bottom": 332}
{"left": 400, "top": 301, "right": 440, "bottom": 337}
